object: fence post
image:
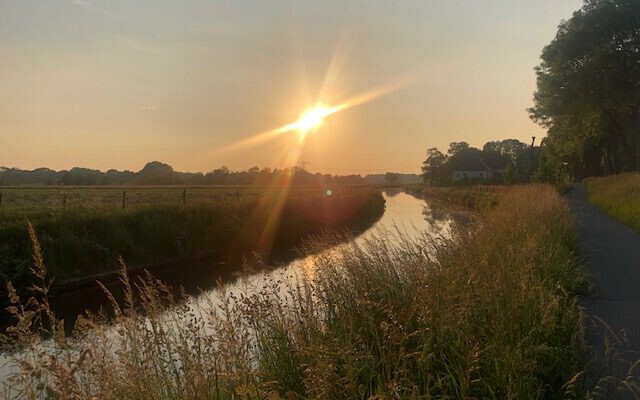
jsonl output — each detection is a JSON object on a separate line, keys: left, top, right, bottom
{"left": 183, "top": 189, "right": 186, "bottom": 206}
{"left": 236, "top": 189, "right": 240, "bottom": 204}
{"left": 0, "top": 191, "right": 3, "bottom": 207}
{"left": 122, "top": 191, "right": 126, "bottom": 210}
{"left": 63, "top": 193, "right": 67, "bottom": 211}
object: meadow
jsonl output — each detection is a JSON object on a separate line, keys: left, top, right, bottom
{"left": 585, "top": 173, "right": 640, "bottom": 233}
{"left": 2, "top": 185, "right": 598, "bottom": 399}
{"left": 0, "top": 186, "right": 384, "bottom": 292}
{"left": 0, "top": 186, "right": 367, "bottom": 212}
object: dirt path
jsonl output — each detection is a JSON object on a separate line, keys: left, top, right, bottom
{"left": 567, "top": 185, "right": 640, "bottom": 353}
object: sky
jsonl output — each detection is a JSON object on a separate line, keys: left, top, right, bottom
{"left": 0, "top": 0, "right": 583, "bottom": 174}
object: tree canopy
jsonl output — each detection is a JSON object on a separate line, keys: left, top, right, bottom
{"left": 421, "top": 139, "right": 535, "bottom": 185}
{"left": 0, "top": 163, "right": 366, "bottom": 186}
{"left": 530, "top": 0, "right": 640, "bottom": 180}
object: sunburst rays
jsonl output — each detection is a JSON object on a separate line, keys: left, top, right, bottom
{"left": 213, "top": 44, "right": 419, "bottom": 255}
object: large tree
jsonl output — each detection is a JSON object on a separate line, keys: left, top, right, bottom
{"left": 483, "top": 139, "right": 531, "bottom": 181}
{"left": 421, "top": 148, "right": 448, "bottom": 185}
{"left": 530, "top": 0, "right": 640, "bottom": 179}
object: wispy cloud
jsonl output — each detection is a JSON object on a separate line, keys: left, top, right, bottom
{"left": 115, "top": 34, "right": 167, "bottom": 56}
{"left": 71, "top": 0, "right": 117, "bottom": 18}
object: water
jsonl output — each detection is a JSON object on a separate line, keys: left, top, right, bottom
{"left": 45, "top": 190, "right": 454, "bottom": 328}
{"left": 182, "top": 189, "right": 457, "bottom": 320}
{"left": 0, "top": 190, "right": 458, "bottom": 384}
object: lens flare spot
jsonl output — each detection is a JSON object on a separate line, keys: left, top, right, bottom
{"left": 325, "top": 189, "right": 333, "bottom": 196}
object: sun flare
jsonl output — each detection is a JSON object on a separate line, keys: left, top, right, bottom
{"left": 293, "top": 105, "right": 336, "bottom": 136}
{"left": 216, "top": 71, "right": 417, "bottom": 154}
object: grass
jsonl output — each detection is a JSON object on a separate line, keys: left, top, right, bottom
{"left": 0, "top": 186, "right": 367, "bottom": 213}
{"left": 404, "top": 184, "right": 502, "bottom": 212}
{"left": 1, "top": 185, "right": 595, "bottom": 399}
{"left": 0, "top": 188, "right": 385, "bottom": 291}
{"left": 585, "top": 173, "right": 640, "bottom": 233}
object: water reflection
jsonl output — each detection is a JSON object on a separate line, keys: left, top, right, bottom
{"left": 422, "top": 203, "right": 452, "bottom": 233}
{"left": 187, "top": 190, "right": 456, "bottom": 314}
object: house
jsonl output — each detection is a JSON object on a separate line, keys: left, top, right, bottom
{"left": 450, "top": 155, "right": 500, "bottom": 182}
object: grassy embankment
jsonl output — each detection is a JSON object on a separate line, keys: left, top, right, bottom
{"left": 585, "top": 173, "right": 640, "bottom": 232}
{"left": 0, "top": 188, "right": 385, "bottom": 290}
{"left": 404, "top": 184, "right": 502, "bottom": 212}
{"left": 4, "top": 185, "right": 589, "bottom": 398}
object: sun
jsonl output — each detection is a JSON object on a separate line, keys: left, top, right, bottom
{"left": 217, "top": 74, "right": 414, "bottom": 153}
{"left": 293, "top": 104, "right": 335, "bottom": 136}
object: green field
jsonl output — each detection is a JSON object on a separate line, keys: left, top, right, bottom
{"left": 0, "top": 185, "right": 370, "bottom": 213}
{"left": 585, "top": 173, "right": 640, "bottom": 232}
{"left": 0, "top": 186, "right": 384, "bottom": 289}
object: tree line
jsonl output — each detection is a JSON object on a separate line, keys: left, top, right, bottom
{"left": 421, "top": 139, "right": 538, "bottom": 185}
{"left": 0, "top": 161, "right": 366, "bottom": 186}
{"left": 423, "top": 0, "right": 639, "bottom": 185}
{"left": 530, "top": 0, "right": 640, "bottom": 181}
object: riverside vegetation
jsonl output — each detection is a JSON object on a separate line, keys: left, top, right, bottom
{"left": 0, "top": 187, "right": 385, "bottom": 293}
{"left": 1, "top": 185, "right": 601, "bottom": 399}
{"left": 405, "top": 184, "right": 501, "bottom": 213}
{"left": 585, "top": 173, "right": 640, "bottom": 233}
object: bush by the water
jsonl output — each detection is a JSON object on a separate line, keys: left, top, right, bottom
{"left": 2, "top": 185, "right": 589, "bottom": 399}
{"left": 585, "top": 173, "right": 640, "bottom": 233}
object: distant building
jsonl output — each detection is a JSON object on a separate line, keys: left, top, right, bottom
{"left": 450, "top": 155, "right": 500, "bottom": 182}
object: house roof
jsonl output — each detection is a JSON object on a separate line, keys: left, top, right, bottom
{"left": 451, "top": 154, "right": 500, "bottom": 172}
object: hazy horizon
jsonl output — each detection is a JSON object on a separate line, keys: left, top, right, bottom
{"left": 1, "top": 0, "right": 582, "bottom": 174}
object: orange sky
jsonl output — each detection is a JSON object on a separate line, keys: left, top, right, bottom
{"left": 0, "top": 1, "right": 583, "bottom": 174}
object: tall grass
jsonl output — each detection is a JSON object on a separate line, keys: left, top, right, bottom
{"left": 585, "top": 173, "right": 640, "bottom": 233}
{"left": 2, "top": 185, "right": 590, "bottom": 398}
{"left": 404, "top": 185, "right": 501, "bottom": 212}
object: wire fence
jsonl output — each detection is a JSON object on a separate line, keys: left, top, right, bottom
{"left": 0, "top": 186, "right": 373, "bottom": 213}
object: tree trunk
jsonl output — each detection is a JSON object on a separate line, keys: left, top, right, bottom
{"left": 606, "top": 139, "right": 616, "bottom": 175}
{"left": 612, "top": 141, "right": 618, "bottom": 175}
{"left": 631, "top": 105, "right": 640, "bottom": 171}
{"left": 635, "top": 106, "right": 640, "bottom": 171}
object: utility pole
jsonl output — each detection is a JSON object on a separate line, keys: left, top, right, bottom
{"left": 529, "top": 136, "right": 537, "bottom": 180}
